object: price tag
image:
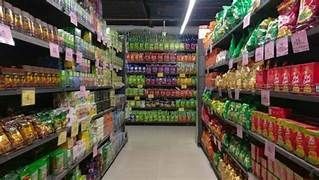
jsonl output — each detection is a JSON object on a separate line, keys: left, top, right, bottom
{"left": 236, "top": 125, "right": 243, "bottom": 138}
{"left": 81, "top": 120, "right": 90, "bottom": 131}
{"left": 264, "top": 141, "right": 276, "bottom": 161}
{"left": 93, "top": 145, "right": 98, "bottom": 158}
{"left": 57, "top": 131, "right": 67, "bottom": 145}
{"left": 71, "top": 121, "right": 79, "bottom": 137}
{"left": 0, "top": 24, "right": 14, "bottom": 46}
{"left": 213, "top": 136, "right": 217, "bottom": 145}
{"left": 157, "top": 72, "right": 164, "bottom": 77}
{"left": 148, "top": 94, "right": 154, "bottom": 98}
{"left": 65, "top": 47, "right": 73, "bottom": 61}
{"left": 49, "top": 42, "right": 60, "bottom": 58}
{"left": 264, "top": 41, "right": 275, "bottom": 60}
{"left": 276, "top": 36, "right": 289, "bottom": 57}
{"left": 70, "top": 12, "right": 77, "bottom": 26}
{"left": 137, "top": 84, "right": 143, "bottom": 88}
{"left": 235, "top": 89, "right": 240, "bottom": 100}
{"left": 179, "top": 73, "right": 186, "bottom": 78}
{"left": 95, "top": 59, "right": 99, "bottom": 67}
{"left": 178, "top": 108, "right": 185, "bottom": 111}
{"left": 243, "top": 13, "right": 251, "bottom": 29}
{"left": 242, "top": 53, "right": 249, "bottom": 66}
{"left": 291, "top": 30, "right": 309, "bottom": 53}
{"left": 80, "top": 85, "right": 86, "bottom": 93}
{"left": 217, "top": 141, "right": 222, "bottom": 151}
{"left": 134, "top": 96, "right": 140, "bottom": 100}
{"left": 21, "top": 88, "right": 35, "bottom": 106}
{"left": 97, "top": 32, "right": 102, "bottom": 43}
{"left": 218, "top": 88, "right": 222, "bottom": 97}
{"left": 228, "top": 59, "right": 233, "bottom": 69}
{"left": 228, "top": 89, "right": 232, "bottom": 99}
{"left": 255, "top": 46, "right": 264, "bottom": 62}
{"left": 76, "top": 51, "right": 83, "bottom": 64}
{"left": 181, "top": 84, "right": 187, "bottom": 89}
{"left": 261, "top": 90, "right": 270, "bottom": 106}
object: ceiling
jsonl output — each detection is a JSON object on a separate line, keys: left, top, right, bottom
{"left": 102, "top": 0, "right": 231, "bottom": 27}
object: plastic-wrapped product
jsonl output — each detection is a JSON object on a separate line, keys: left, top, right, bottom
{"left": 265, "top": 19, "right": 279, "bottom": 42}
{"left": 277, "top": 0, "right": 300, "bottom": 37}
{"left": 296, "top": 0, "right": 319, "bottom": 29}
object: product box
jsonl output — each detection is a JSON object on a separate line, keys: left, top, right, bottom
{"left": 251, "top": 144, "right": 257, "bottom": 160}
{"left": 267, "top": 158, "right": 274, "bottom": 173}
{"left": 256, "top": 163, "right": 261, "bottom": 177}
{"left": 261, "top": 167, "right": 267, "bottom": 180}
{"left": 267, "top": 171, "right": 275, "bottom": 180}
{"left": 281, "top": 67, "right": 291, "bottom": 92}
{"left": 286, "top": 166, "right": 294, "bottom": 180}
{"left": 273, "top": 67, "right": 282, "bottom": 91}
{"left": 274, "top": 159, "right": 281, "bottom": 177}
{"left": 261, "top": 157, "right": 267, "bottom": 169}
{"left": 269, "top": 106, "right": 292, "bottom": 118}
{"left": 252, "top": 160, "right": 256, "bottom": 174}
{"left": 279, "top": 162, "right": 287, "bottom": 180}
{"left": 301, "top": 62, "right": 319, "bottom": 94}
{"left": 290, "top": 64, "right": 302, "bottom": 93}
{"left": 267, "top": 68, "right": 275, "bottom": 89}
{"left": 256, "top": 70, "right": 268, "bottom": 89}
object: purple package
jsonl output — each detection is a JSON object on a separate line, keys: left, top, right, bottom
{"left": 146, "top": 65, "right": 152, "bottom": 74}
{"left": 158, "top": 64, "right": 164, "bottom": 73}
{"left": 170, "top": 65, "right": 177, "bottom": 75}
{"left": 152, "top": 65, "right": 158, "bottom": 74}
{"left": 142, "top": 66, "right": 146, "bottom": 73}
{"left": 150, "top": 78, "right": 155, "bottom": 85}
{"left": 164, "top": 65, "right": 170, "bottom": 74}
{"left": 167, "top": 77, "right": 172, "bottom": 85}
{"left": 146, "top": 78, "right": 151, "bottom": 85}
{"left": 172, "top": 77, "right": 177, "bottom": 85}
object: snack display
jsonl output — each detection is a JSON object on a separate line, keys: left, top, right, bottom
{"left": 127, "top": 63, "right": 196, "bottom": 75}
{"left": 126, "top": 52, "right": 196, "bottom": 63}
{"left": 128, "top": 99, "right": 196, "bottom": 109}
{"left": 128, "top": 110, "right": 196, "bottom": 123}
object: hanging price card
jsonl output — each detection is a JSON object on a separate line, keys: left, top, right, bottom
{"left": 242, "top": 53, "right": 249, "bottom": 66}
{"left": 0, "top": 24, "right": 14, "bottom": 46}
{"left": 95, "top": 59, "right": 99, "bottom": 67}
{"left": 137, "top": 85, "right": 143, "bottom": 88}
{"left": 243, "top": 13, "right": 251, "bottom": 29}
{"left": 93, "top": 145, "right": 98, "bottom": 157}
{"left": 264, "top": 141, "right": 276, "bottom": 161}
{"left": 134, "top": 96, "right": 140, "bottom": 100}
{"left": 70, "top": 12, "right": 77, "bottom": 26}
{"left": 21, "top": 88, "right": 35, "bottom": 106}
{"left": 181, "top": 84, "right": 187, "bottom": 89}
{"left": 236, "top": 125, "right": 243, "bottom": 138}
{"left": 157, "top": 72, "right": 164, "bottom": 77}
{"left": 264, "top": 41, "right": 274, "bottom": 60}
{"left": 80, "top": 85, "right": 86, "bottom": 94}
{"left": 57, "top": 131, "right": 67, "bottom": 145}
{"left": 261, "top": 90, "right": 270, "bottom": 106}
{"left": 228, "top": 89, "right": 233, "bottom": 99}
{"left": 218, "top": 141, "right": 222, "bottom": 151}
{"left": 49, "top": 43, "right": 60, "bottom": 58}
{"left": 179, "top": 73, "right": 186, "bottom": 78}
{"left": 291, "top": 30, "right": 309, "bottom": 53}
{"left": 228, "top": 59, "right": 233, "bottom": 69}
{"left": 255, "top": 46, "right": 264, "bottom": 62}
{"left": 148, "top": 94, "right": 154, "bottom": 98}
{"left": 76, "top": 51, "right": 83, "bottom": 64}
{"left": 235, "top": 89, "right": 240, "bottom": 100}
{"left": 276, "top": 36, "right": 288, "bottom": 57}
{"left": 213, "top": 136, "right": 217, "bottom": 145}
{"left": 65, "top": 47, "right": 73, "bottom": 61}
{"left": 178, "top": 108, "right": 185, "bottom": 112}
{"left": 71, "top": 121, "right": 79, "bottom": 137}
{"left": 81, "top": 120, "right": 90, "bottom": 132}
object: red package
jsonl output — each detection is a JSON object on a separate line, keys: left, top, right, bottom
{"left": 291, "top": 64, "right": 303, "bottom": 93}
{"left": 304, "top": 127, "right": 319, "bottom": 165}
{"left": 157, "top": 53, "right": 163, "bottom": 62}
{"left": 267, "top": 68, "right": 275, "bottom": 89}
{"left": 164, "top": 53, "right": 170, "bottom": 62}
{"left": 283, "top": 120, "right": 298, "bottom": 152}
{"left": 277, "top": 0, "right": 300, "bottom": 37}
{"left": 296, "top": 0, "right": 319, "bottom": 29}
{"left": 256, "top": 70, "right": 268, "bottom": 89}
{"left": 273, "top": 67, "right": 283, "bottom": 91}
{"left": 151, "top": 53, "right": 157, "bottom": 62}
{"left": 301, "top": 62, "right": 319, "bottom": 94}
{"left": 281, "top": 67, "right": 291, "bottom": 92}
{"left": 269, "top": 106, "right": 292, "bottom": 118}
{"left": 138, "top": 53, "right": 143, "bottom": 61}
{"left": 277, "top": 118, "right": 286, "bottom": 147}
{"left": 144, "top": 53, "right": 151, "bottom": 62}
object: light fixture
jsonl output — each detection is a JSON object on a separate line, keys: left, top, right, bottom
{"left": 180, "top": 0, "right": 196, "bottom": 35}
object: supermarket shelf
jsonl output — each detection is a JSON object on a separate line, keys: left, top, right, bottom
{"left": 223, "top": 145, "right": 250, "bottom": 174}
{"left": 50, "top": 135, "right": 110, "bottom": 180}
{"left": 127, "top": 61, "right": 195, "bottom": 64}
{"left": 91, "top": 107, "right": 114, "bottom": 120}
{"left": 113, "top": 85, "right": 125, "bottom": 90}
{"left": 130, "top": 106, "right": 196, "bottom": 111}
{"left": 126, "top": 95, "right": 196, "bottom": 100}
{"left": 98, "top": 138, "right": 128, "bottom": 179}
{"left": 213, "top": 88, "right": 319, "bottom": 103}
{"left": 0, "top": 132, "right": 61, "bottom": 164}
{"left": 200, "top": 144, "right": 221, "bottom": 180}
{"left": 127, "top": 72, "right": 197, "bottom": 76}
{"left": 128, "top": 50, "right": 196, "bottom": 53}
{"left": 126, "top": 121, "right": 196, "bottom": 126}
{"left": 0, "top": 86, "right": 113, "bottom": 96}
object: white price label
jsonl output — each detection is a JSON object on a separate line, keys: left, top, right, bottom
{"left": 65, "top": 47, "right": 73, "bottom": 61}
{"left": 261, "top": 90, "right": 270, "bottom": 106}
{"left": 235, "top": 89, "right": 240, "bottom": 100}
{"left": 243, "top": 13, "right": 251, "bottom": 29}
{"left": 49, "top": 43, "right": 60, "bottom": 58}
{"left": 0, "top": 24, "right": 14, "bottom": 46}
{"left": 242, "top": 53, "right": 249, "bottom": 66}
{"left": 228, "top": 59, "right": 233, "bottom": 69}
{"left": 264, "top": 41, "right": 275, "bottom": 60}
{"left": 236, "top": 125, "right": 243, "bottom": 138}
{"left": 70, "top": 12, "right": 78, "bottom": 26}
{"left": 255, "top": 46, "right": 264, "bottom": 62}
{"left": 291, "top": 30, "right": 309, "bottom": 53}
{"left": 264, "top": 141, "right": 276, "bottom": 161}
{"left": 276, "top": 36, "right": 289, "bottom": 57}
{"left": 228, "top": 89, "right": 232, "bottom": 99}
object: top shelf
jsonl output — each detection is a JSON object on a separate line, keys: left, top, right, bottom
{"left": 128, "top": 50, "right": 196, "bottom": 53}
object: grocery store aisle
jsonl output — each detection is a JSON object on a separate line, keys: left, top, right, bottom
{"left": 103, "top": 126, "right": 217, "bottom": 180}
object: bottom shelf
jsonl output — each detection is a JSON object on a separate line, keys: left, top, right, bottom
{"left": 200, "top": 144, "right": 221, "bottom": 180}
{"left": 98, "top": 137, "right": 128, "bottom": 179}
{"left": 126, "top": 121, "right": 196, "bottom": 126}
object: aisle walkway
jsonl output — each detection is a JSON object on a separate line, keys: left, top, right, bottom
{"left": 103, "top": 126, "right": 217, "bottom": 180}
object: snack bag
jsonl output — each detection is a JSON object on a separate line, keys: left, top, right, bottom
{"left": 277, "top": 0, "right": 300, "bottom": 37}
{"left": 296, "top": 0, "right": 319, "bottom": 29}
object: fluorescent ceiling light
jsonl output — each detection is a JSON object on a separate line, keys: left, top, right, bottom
{"left": 180, "top": 0, "right": 196, "bottom": 35}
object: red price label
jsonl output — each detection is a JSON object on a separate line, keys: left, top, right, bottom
{"left": 264, "top": 41, "right": 274, "bottom": 60}
{"left": 0, "top": 24, "right": 14, "bottom": 46}
{"left": 264, "top": 141, "right": 276, "bottom": 161}
{"left": 70, "top": 12, "right": 77, "bottom": 26}
{"left": 276, "top": 36, "right": 288, "bottom": 57}
{"left": 243, "top": 13, "right": 251, "bottom": 29}
{"left": 261, "top": 90, "right": 270, "bottom": 106}
{"left": 49, "top": 42, "right": 60, "bottom": 58}
{"left": 255, "top": 46, "right": 264, "bottom": 62}
{"left": 291, "top": 30, "right": 309, "bottom": 53}
{"left": 65, "top": 47, "right": 73, "bottom": 61}
{"left": 236, "top": 125, "right": 243, "bottom": 138}
{"left": 242, "top": 53, "right": 249, "bottom": 66}
{"left": 76, "top": 51, "right": 83, "bottom": 64}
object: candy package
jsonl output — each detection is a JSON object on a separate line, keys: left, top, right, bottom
{"left": 277, "top": 0, "right": 300, "bottom": 37}
{"left": 296, "top": 0, "right": 319, "bottom": 29}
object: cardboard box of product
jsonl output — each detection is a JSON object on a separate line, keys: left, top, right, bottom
{"left": 279, "top": 161, "right": 287, "bottom": 180}
{"left": 261, "top": 167, "right": 267, "bottom": 180}
{"left": 256, "top": 163, "right": 261, "bottom": 177}
{"left": 286, "top": 166, "right": 294, "bottom": 180}
{"left": 261, "top": 157, "right": 267, "bottom": 169}
{"left": 267, "top": 158, "right": 274, "bottom": 173}
{"left": 274, "top": 159, "right": 281, "bottom": 177}
{"left": 251, "top": 144, "right": 256, "bottom": 160}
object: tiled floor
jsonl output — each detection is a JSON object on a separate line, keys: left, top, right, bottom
{"left": 103, "top": 126, "right": 217, "bottom": 180}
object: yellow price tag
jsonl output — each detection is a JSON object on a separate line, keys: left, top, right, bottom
{"left": 179, "top": 73, "right": 186, "bottom": 78}
{"left": 137, "top": 85, "right": 143, "bottom": 88}
{"left": 135, "top": 96, "right": 140, "bottom": 100}
{"left": 21, "top": 88, "right": 35, "bottom": 106}
{"left": 71, "top": 121, "right": 79, "bottom": 137}
{"left": 181, "top": 85, "right": 187, "bottom": 89}
{"left": 157, "top": 72, "right": 164, "bottom": 77}
{"left": 81, "top": 120, "right": 90, "bottom": 132}
{"left": 58, "top": 131, "right": 67, "bottom": 146}
{"left": 148, "top": 94, "right": 154, "bottom": 98}
{"left": 179, "top": 108, "right": 185, "bottom": 111}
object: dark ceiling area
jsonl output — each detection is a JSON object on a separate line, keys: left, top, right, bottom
{"left": 102, "top": 0, "right": 231, "bottom": 27}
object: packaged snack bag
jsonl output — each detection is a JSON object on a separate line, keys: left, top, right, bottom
{"left": 296, "top": 0, "right": 319, "bottom": 29}
{"left": 281, "top": 67, "right": 291, "bottom": 92}
{"left": 304, "top": 127, "right": 319, "bottom": 165}
{"left": 290, "top": 64, "right": 303, "bottom": 93}
{"left": 277, "top": 0, "right": 300, "bottom": 37}
{"left": 273, "top": 67, "right": 283, "bottom": 91}
{"left": 301, "top": 62, "right": 319, "bottom": 94}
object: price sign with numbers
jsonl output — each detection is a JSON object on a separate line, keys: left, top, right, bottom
{"left": 255, "top": 46, "right": 264, "bottom": 62}
{"left": 71, "top": 121, "right": 79, "bottom": 137}
{"left": 291, "top": 30, "right": 309, "bottom": 53}
{"left": 242, "top": 53, "right": 249, "bottom": 66}
{"left": 21, "top": 88, "right": 35, "bottom": 106}
{"left": 0, "top": 24, "right": 14, "bottom": 46}
{"left": 236, "top": 125, "right": 243, "bottom": 138}
{"left": 181, "top": 84, "right": 187, "bottom": 89}
{"left": 137, "top": 85, "right": 143, "bottom": 88}
{"left": 276, "top": 36, "right": 288, "bottom": 57}
{"left": 228, "top": 59, "right": 233, "bottom": 69}
{"left": 135, "top": 96, "right": 140, "bottom": 100}
{"left": 264, "top": 41, "right": 274, "bottom": 60}
{"left": 65, "top": 47, "right": 73, "bottom": 61}
{"left": 81, "top": 120, "right": 90, "bottom": 132}
{"left": 235, "top": 89, "right": 240, "bottom": 100}
{"left": 243, "top": 13, "right": 251, "bottom": 29}
{"left": 264, "top": 141, "right": 276, "bottom": 161}
{"left": 178, "top": 108, "right": 185, "bottom": 112}
{"left": 179, "top": 73, "right": 186, "bottom": 78}
{"left": 58, "top": 131, "right": 67, "bottom": 146}
{"left": 261, "top": 90, "right": 270, "bottom": 106}
{"left": 49, "top": 43, "right": 60, "bottom": 58}
{"left": 70, "top": 12, "right": 77, "bottom": 26}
